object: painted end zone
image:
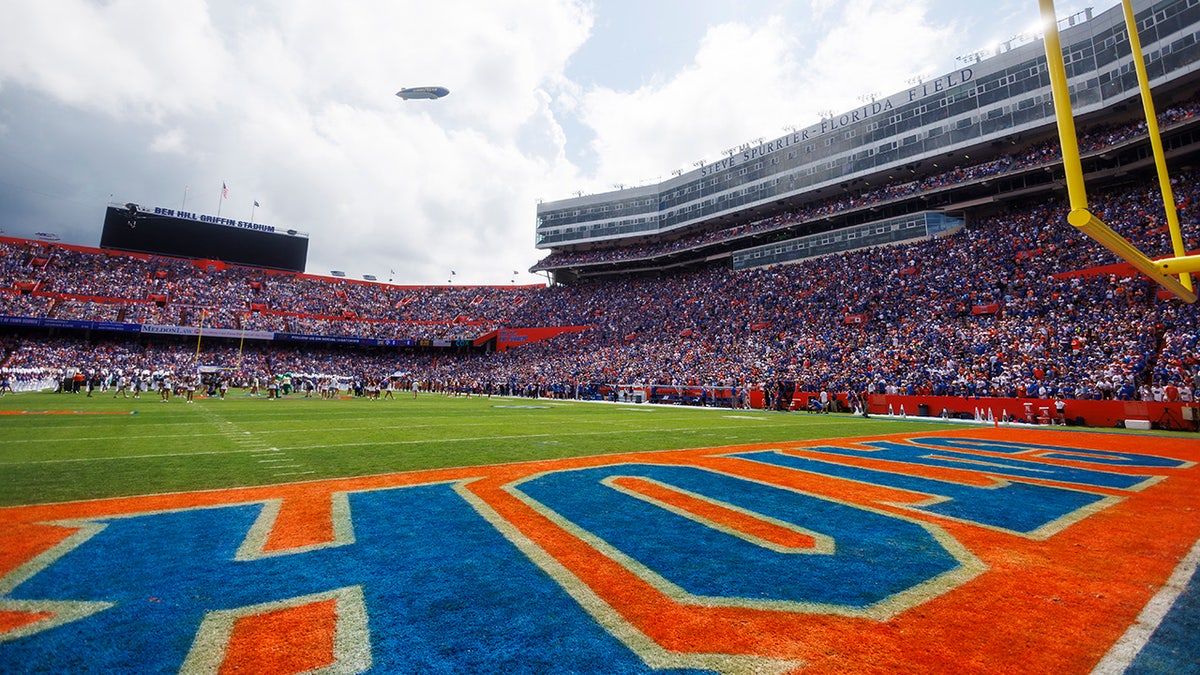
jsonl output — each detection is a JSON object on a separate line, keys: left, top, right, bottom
{"left": 0, "top": 428, "right": 1197, "bottom": 673}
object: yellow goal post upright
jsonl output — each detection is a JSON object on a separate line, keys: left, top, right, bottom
{"left": 1038, "top": 0, "right": 1196, "bottom": 303}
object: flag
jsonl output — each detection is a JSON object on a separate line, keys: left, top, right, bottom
{"left": 253, "top": 200, "right": 260, "bottom": 207}
{"left": 451, "top": 270, "right": 457, "bottom": 275}
{"left": 222, "top": 182, "right": 228, "bottom": 199}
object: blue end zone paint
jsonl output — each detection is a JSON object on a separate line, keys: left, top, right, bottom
{"left": 1126, "top": 557, "right": 1200, "bottom": 675}
{"left": 912, "top": 437, "right": 1190, "bottom": 468}
{"left": 515, "top": 464, "right": 962, "bottom": 609}
{"left": 730, "top": 450, "right": 1108, "bottom": 535}
{"left": 809, "top": 441, "right": 1151, "bottom": 489}
{"left": 0, "top": 485, "right": 712, "bottom": 674}
{"left": 3, "top": 505, "right": 264, "bottom": 672}
{"left": 1, "top": 432, "right": 1193, "bottom": 672}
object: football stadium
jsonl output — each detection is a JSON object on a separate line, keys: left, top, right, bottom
{"left": 2, "top": 0, "right": 1200, "bottom": 672}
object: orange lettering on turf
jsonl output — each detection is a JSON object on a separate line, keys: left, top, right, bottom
{"left": 2, "top": 429, "right": 1198, "bottom": 674}
{"left": 610, "top": 476, "right": 819, "bottom": 550}
{"left": 219, "top": 598, "right": 338, "bottom": 675}
{"left": 0, "top": 523, "right": 79, "bottom": 579}
{"left": 0, "top": 610, "right": 54, "bottom": 635}
{"left": 261, "top": 491, "right": 339, "bottom": 553}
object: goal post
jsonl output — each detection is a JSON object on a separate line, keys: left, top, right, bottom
{"left": 1039, "top": 0, "right": 1197, "bottom": 302}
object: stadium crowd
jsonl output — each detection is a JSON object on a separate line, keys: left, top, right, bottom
{"left": 0, "top": 239, "right": 528, "bottom": 339}
{"left": 3, "top": 123, "right": 1200, "bottom": 410}
{"left": 532, "top": 93, "right": 1200, "bottom": 270}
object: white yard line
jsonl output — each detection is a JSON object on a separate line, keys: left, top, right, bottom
{"left": 1090, "top": 537, "right": 1200, "bottom": 674}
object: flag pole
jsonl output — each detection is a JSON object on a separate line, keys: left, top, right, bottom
{"left": 182, "top": 186, "right": 189, "bottom": 210}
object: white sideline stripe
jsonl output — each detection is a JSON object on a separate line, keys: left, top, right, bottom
{"left": 0, "top": 406, "right": 842, "bottom": 445}
{"left": 0, "top": 423, "right": 792, "bottom": 466}
{"left": 0, "top": 432, "right": 250, "bottom": 444}
{"left": 0, "top": 448, "right": 274, "bottom": 465}
{"left": 278, "top": 424, "right": 787, "bottom": 451}
{"left": 0, "top": 421, "right": 545, "bottom": 444}
{"left": 1090, "top": 536, "right": 1200, "bottom": 674}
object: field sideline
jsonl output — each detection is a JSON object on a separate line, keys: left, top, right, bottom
{"left": 0, "top": 390, "right": 954, "bottom": 507}
{"left": 1, "top": 391, "right": 1199, "bottom": 673}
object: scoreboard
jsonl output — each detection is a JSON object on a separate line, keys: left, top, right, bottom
{"left": 100, "top": 204, "right": 309, "bottom": 273}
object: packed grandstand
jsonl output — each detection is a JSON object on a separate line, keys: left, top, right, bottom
{"left": 2, "top": 153, "right": 1198, "bottom": 416}
{"left": 2, "top": 0, "right": 1200, "bottom": 428}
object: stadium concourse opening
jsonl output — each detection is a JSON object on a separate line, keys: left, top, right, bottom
{"left": 2, "top": 0, "right": 1200, "bottom": 430}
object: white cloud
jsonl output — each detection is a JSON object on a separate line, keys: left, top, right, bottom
{"left": 572, "top": 0, "right": 959, "bottom": 193}
{"left": 150, "top": 129, "right": 190, "bottom": 155}
{"left": 0, "top": 0, "right": 230, "bottom": 119}
{"left": 0, "top": 0, "right": 594, "bottom": 284}
{"left": 0, "top": 0, "right": 1121, "bottom": 284}
{"left": 579, "top": 17, "right": 803, "bottom": 188}
{"left": 799, "top": 0, "right": 958, "bottom": 111}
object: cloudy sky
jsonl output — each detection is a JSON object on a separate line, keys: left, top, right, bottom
{"left": 0, "top": 0, "right": 1115, "bottom": 285}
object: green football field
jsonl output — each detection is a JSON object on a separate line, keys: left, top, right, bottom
{"left": 3, "top": 389, "right": 1200, "bottom": 673}
{"left": 2, "top": 390, "right": 1193, "bottom": 508}
{"left": 0, "top": 390, "right": 960, "bottom": 507}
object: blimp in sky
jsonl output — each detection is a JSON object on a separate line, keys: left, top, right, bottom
{"left": 395, "top": 86, "right": 449, "bottom": 100}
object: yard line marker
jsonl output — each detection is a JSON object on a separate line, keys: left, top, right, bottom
{"left": 0, "top": 448, "right": 280, "bottom": 466}
{"left": 1091, "top": 536, "right": 1200, "bottom": 674}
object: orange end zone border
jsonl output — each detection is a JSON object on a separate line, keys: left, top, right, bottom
{"left": 0, "top": 427, "right": 1197, "bottom": 674}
